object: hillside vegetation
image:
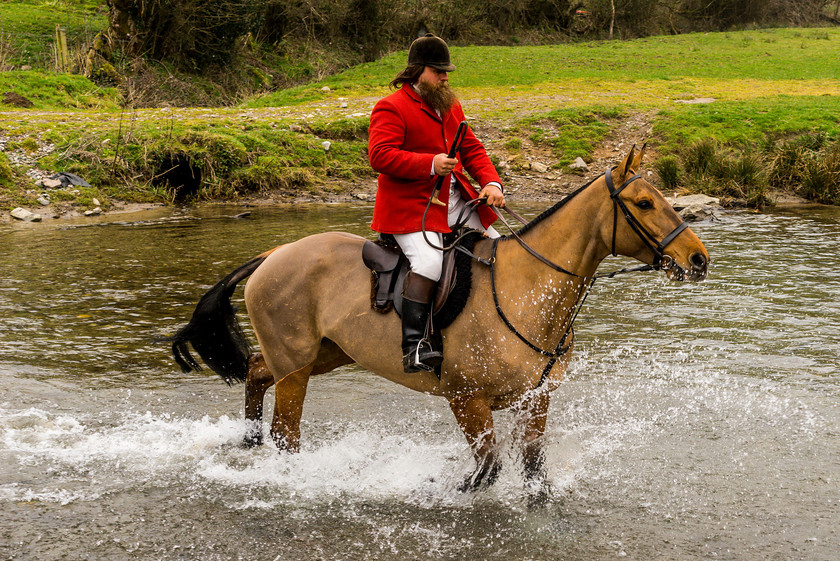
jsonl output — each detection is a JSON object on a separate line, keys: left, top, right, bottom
{"left": 1, "top": 21, "right": 840, "bottom": 212}
{"left": 1, "top": 0, "right": 836, "bottom": 106}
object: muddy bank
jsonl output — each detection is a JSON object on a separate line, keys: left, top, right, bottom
{"left": 3, "top": 169, "right": 811, "bottom": 226}
{"left": 1, "top": 107, "right": 813, "bottom": 226}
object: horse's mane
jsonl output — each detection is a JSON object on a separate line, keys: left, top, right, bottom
{"left": 507, "top": 174, "right": 601, "bottom": 239}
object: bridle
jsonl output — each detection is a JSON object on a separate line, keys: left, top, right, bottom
{"left": 605, "top": 166, "right": 689, "bottom": 271}
{"left": 482, "top": 167, "right": 691, "bottom": 389}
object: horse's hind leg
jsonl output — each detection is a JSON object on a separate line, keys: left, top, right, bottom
{"left": 242, "top": 353, "right": 275, "bottom": 447}
{"left": 269, "top": 363, "right": 313, "bottom": 453}
{"left": 449, "top": 392, "right": 501, "bottom": 492}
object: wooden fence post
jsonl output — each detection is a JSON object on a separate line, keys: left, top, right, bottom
{"left": 54, "top": 24, "right": 70, "bottom": 72}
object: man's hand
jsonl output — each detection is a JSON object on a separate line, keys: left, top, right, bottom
{"left": 433, "top": 153, "right": 458, "bottom": 176}
{"left": 479, "top": 184, "right": 506, "bottom": 207}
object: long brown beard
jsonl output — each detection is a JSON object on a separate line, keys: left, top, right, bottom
{"left": 415, "top": 80, "right": 456, "bottom": 114}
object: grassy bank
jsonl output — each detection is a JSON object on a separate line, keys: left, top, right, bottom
{"left": 2, "top": 27, "right": 840, "bottom": 213}
{"left": 0, "top": 0, "right": 105, "bottom": 70}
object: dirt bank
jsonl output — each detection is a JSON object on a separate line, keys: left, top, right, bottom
{"left": 1, "top": 105, "right": 811, "bottom": 226}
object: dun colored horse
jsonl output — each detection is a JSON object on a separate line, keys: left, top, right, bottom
{"left": 171, "top": 146, "right": 709, "bottom": 492}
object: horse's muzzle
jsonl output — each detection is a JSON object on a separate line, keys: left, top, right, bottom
{"left": 662, "top": 252, "right": 709, "bottom": 282}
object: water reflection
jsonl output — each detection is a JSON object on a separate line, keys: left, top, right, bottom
{"left": 1, "top": 202, "right": 838, "bottom": 560}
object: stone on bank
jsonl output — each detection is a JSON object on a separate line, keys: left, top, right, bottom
{"left": 10, "top": 208, "right": 42, "bottom": 222}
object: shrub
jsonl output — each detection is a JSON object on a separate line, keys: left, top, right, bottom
{"left": 681, "top": 138, "right": 716, "bottom": 176}
{"left": 707, "top": 152, "right": 768, "bottom": 206}
{"left": 107, "top": 0, "right": 251, "bottom": 70}
{"left": 768, "top": 142, "right": 807, "bottom": 190}
{"left": 679, "top": 138, "right": 769, "bottom": 206}
{"left": 800, "top": 142, "right": 840, "bottom": 205}
{"left": 768, "top": 133, "right": 837, "bottom": 200}
{"left": 653, "top": 155, "right": 680, "bottom": 191}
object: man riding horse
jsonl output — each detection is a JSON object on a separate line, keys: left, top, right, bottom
{"left": 368, "top": 33, "right": 507, "bottom": 373}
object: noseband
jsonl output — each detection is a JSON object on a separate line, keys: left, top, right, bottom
{"left": 605, "top": 166, "right": 689, "bottom": 269}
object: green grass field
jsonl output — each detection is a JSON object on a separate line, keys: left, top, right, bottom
{"left": 0, "top": 0, "right": 105, "bottom": 69}
{"left": 2, "top": 24, "right": 840, "bottom": 208}
{"left": 248, "top": 28, "right": 840, "bottom": 105}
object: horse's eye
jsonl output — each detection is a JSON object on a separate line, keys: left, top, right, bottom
{"left": 636, "top": 199, "right": 654, "bottom": 210}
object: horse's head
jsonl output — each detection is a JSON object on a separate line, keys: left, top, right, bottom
{"left": 605, "top": 145, "right": 709, "bottom": 281}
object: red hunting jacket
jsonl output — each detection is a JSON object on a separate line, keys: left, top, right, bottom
{"left": 369, "top": 85, "right": 501, "bottom": 234}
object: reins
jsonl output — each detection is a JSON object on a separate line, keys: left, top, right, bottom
{"left": 418, "top": 162, "right": 690, "bottom": 389}
{"left": 487, "top": 235, "right": 588, "bottom": 388}
{"left": 473, "top": 169, "right": 688, "bottom": 389}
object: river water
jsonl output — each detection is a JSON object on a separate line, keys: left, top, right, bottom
{"left": 1, "top": 202, "right": 838, "bottom": 560}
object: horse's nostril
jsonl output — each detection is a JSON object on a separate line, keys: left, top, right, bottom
{"left": 690, "top": 252, "right": 708, "bottom": 270}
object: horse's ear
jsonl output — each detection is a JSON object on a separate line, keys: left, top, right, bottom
{"left": 631, "top": 142, "right": 647, "bottom": 171}
{"left": 619, "top": 144, "right": 637, "bottom": 179}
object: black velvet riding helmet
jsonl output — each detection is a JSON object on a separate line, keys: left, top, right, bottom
{"left": 407, "top": 33, "right": 456, "bottom": 72}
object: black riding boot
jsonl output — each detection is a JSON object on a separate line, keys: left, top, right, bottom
{"left": 401, "top": 272, "right": 443, "bottom": 373}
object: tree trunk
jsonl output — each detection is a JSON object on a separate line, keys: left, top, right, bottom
{"left": 609, "top": 0, "right": 615, "bottom": 40}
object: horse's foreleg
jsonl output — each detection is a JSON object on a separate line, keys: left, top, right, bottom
{"left": 449, "top": 392, "right": 501, "bottom": 492}
{"left": 269, "top": 363, "right": 313, "bottom": 453}
{"left": 243, "top": 353, "right": 274, "bottom": 447}
{"left": 520, "top": 390, "right": 550, "bottom": 482}
{"left": 518, "top": 390, "right": 552, "bottom": 504}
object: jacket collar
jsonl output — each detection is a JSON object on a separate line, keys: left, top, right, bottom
{"left": 401, "top": 84, "right": 442, "bottom": 123}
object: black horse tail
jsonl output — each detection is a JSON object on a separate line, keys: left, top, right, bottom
{"left": 169, "top": 251, "right": 275, "bottom": 385}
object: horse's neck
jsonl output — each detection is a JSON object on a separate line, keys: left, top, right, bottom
{"left": 493, "top": 182, "right": 611, "bottom": 342}
{"left": 513, "top": 182, "right": 611, "bottom": 279}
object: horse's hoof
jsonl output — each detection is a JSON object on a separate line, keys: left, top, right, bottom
{"left": 456, "top": 476, "right": 475, "bottom": 494}
{"left": 242, "top": 431, "right": 263, "bottom": 448}
{"left": 524, "top": 479, "right": 552, "bottom": 508}
{"left": 457, "top": 460, "right": 501, "bottom": 493}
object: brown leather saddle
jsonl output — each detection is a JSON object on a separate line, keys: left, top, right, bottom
{"left": 362, "top": 231, "right": 482, "bottom": 329}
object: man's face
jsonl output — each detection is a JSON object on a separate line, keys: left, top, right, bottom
{"left": 415, "top": 66, "right": 455, "bottom": 113}
{"left": 418, "top": 66, "right": 449, "bottom": 88}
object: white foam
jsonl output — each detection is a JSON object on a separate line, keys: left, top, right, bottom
{"left": 0, "top": 404, "right": 583, "bottom": 508}
{"left": 1, "top": 349, "right": 823, "bottom": 511}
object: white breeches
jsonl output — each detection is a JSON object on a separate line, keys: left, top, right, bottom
{"left": 393, "top": 188, "right": 499, "bottom": 281}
